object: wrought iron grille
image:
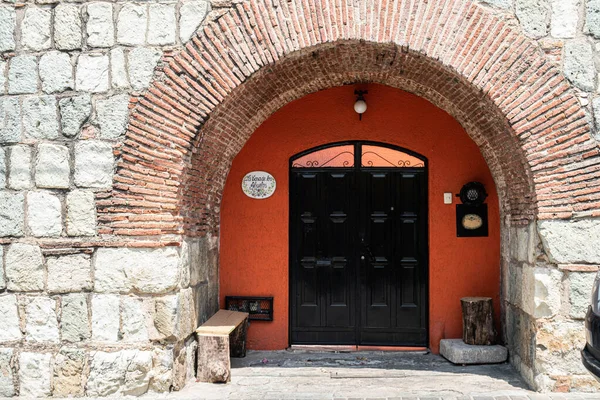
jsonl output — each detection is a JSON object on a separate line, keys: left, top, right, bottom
{"left": 225, "top": 296, "right": 274, "bottom": 321}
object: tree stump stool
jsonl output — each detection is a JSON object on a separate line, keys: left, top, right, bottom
{"left": 461, "top": 297, "right": 496, "bottom": 345}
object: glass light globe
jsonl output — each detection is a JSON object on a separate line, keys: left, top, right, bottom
{"left": 354, "top": 99, "right": 367, "bottom": 114}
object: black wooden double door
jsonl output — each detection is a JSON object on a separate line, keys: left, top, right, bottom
{"left": 290, "top": 159, "right": 427, "bottom": 346}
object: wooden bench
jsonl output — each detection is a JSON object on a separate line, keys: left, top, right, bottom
{"left": 196, "top": 309, "right": 249, "bottom": 383}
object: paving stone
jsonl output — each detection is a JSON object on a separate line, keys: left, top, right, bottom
{"left": 550, "top": 0, "right": 580, "bottom": 38}
{"left": 515, "top": 0, "right": 549, "bottom": 39}
{"left": 0, "top": 294, "right": 22, "bottom": 341}
{"left": 59, "top": 94, "right": 92, "bottom": 138}
{"left": 54, "top": 3, "right": 82, "bottom": 50}
{"left": 440, "top": 339, "right": 508, "bottom": 365}
{"left": 27, "top": 191, "right": 62, "bottom": 237}
{"left": 66, "top": 190, "right": 96, "bottom": 236}
{"left": 128, "top": 47, "right": 162, "bottom": 91}
{"left": 39, "top": 51, "right": 74, "bottom": 94}
{"left": 568, "top": 272, "right": 596, "bottom": 319}
{"left": 117, "top": 3, "right": 147, "bottom": 45}
{"left": 8, "top": 55, "right": 37, "bottom": 94}
{"left": 19, "top": 352, "right": 52, "bottom": 397}
{"left": 148, "top": 4, "right": 176, "bottom": 45}
{"left": 8, "top": 145, "right": 32, "bottom": 190}
{"left": 121, "top": 296, "right": 149, "bottom": 342}
{"left": 179, "top": 0, "right": 209, "bottom": 42}
{"left": 97, "top": 94, "right": 130, "bottom": 139}
{"left": 0, "top": 97, "right": 20, "bottom": 143}
{"left": 21, "top": 6, "right": 52, "bottom": 51}
{"left": 0, "top": 348, "right": 14, "bottom": 396}
{"left": 53, "top": 348, "right": 86, "bottom": 397}
{"left": 0, "top": 191, "right": 23, "bottom": 237}
{"left": 22, "top": 95, "right": 60, "bottom": 139}
{"left": 35, "top": 143, "right": 70, "bottom": 189}
{"left": 86, "top": 2, "right": 115, "bottom": 47}
{"left": 24, "top": 296, "right": 59, "bottom": 343}
{"left": 76, "top": 53, "right": 110, "bottom": 93}
{"left": 0, "top": 7, "right": 16, "bottom": 52}
{"left": 47, "top": 254, "right": 92, "bottom": 293}
{"left": 60, "top": 294, "right": 91, "bottom": 343}
{"left": 110, "top": 47, "right": 129, "bottom": 89}
{"left": 74, "top": 140, "right": 114, "bottom": 188}
{"left": 92, "top": 294, "right": 119, "bottom": 342}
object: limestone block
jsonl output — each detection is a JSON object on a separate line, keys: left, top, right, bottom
{"left": 27, "top": 191, "right": 62, "bottom": 237}
{"left": 0, "top": 191, "right": 23, "bottom": 237}
{"left": 128, "top": 47, "right": 162, "bottom": 91}
{"left": 53, "top": 348, "right": 86, "bottom": 397}
{"left": 121, "top": 296, "right": 149, "bottom": 342}
{"left": 568, "top": 272, "right": 596, "bottom": 319}
{"left": 593, "top": 97, "right": 600, "bottom": 132}
{"left": 35, "top": 143, "right": 70, "bottom": 189}
{"left": 61, "top": 294, "right": 90, "bottom": 343}
{"left": 19, "top": 352, "right": 52, "bottom": 397}
{"left": 179, "top": 1, "right": 209, "bottom": 42}
{"left": 148, "top": 4, "right": 176, "bottom": 45}
{"left": 74, "top": 140, "right": 114, "bottom": 188}
{"left": 440, "top": 339, "right": 508, "bottom": 364}
{"left": 91, "top": 294, "right": 119, "bottom": 341}
{"left": 87, "top": 350, "right": 152, "bottom": 396}
{"left": 21, "top": 6, "right": 52, "bottom": 51}
{"left": 0, "top": 97, "right": 21, "bottom": 143}
{"left": 180, "top": 239, "right": 191, "bottom": 288}
{"left": 0, "top": 294, "right": 22, "bottom": 342}
{"left": 8, "top": 145, "right": 32, "bottom": 190}
{"left": 8, "top": 55, "right": 37, "bottom": 94}
{"left": 154, "top": 295, "right": 178, "bottom": 340}
{"left": 110, "top": 48, "right": 129, "bottom": 89}
{"left": 25, "top": 296, "right": 59, "bottom": 343}
{"left": 0, "top": 247, "right": 4, "bottom": 289}
{"left": 54, "top": 3, "right": 82, "bottom": 50}
{"left": 185, "top": 336, "right": 198, "bottom": 382}
{"left": 0, "top": 60, "right": 5, "bottom": 94}
{"left": 47, "top": 254, "right": 92, "bottom": 293}
{"left": 59, "top": 94, "right": 91, "bottom": 138}
{"left": 123, "top": 350, "right": 152, "bottom": 396}
{"left": 0, "top": 348, "right": 14, "bottom": 396}
{"left": 150, "top": 347, "right": 173, "bottom": 393}
{"left": 515, "top": 0, "right": 548, "bottom": 39}
{"left": 536, "top": 319, "right": 588, "bottom": 376}
{"left": 5, "top": 243, "right": 43, "bottom": 291}
{"left": 550, "top": 0, "right": 580, "bottom": 38}
{"left": 23, "top": 95, "right": 60, "bottom": 140}
{"left": 76, "top": 53, "right": 109, "bottom": 93}
{"left": 117, "top": 4, "right": 147, "bottom": 46}
{"left": 538, "top": 219, "right": 600, "bottom": 264}
{"left": 97, "top": 94, "right": 130, "bottom": 139}
{"left": 39, "top": 51, "right": 74, "bottom": 94}
{"left": 481, "top": 0, "right": 512, "bottom": 9}
{"left": 86, "top": 2, "right": 115, "bottom": 48}
{"left": 0, "top": 148, "right": 5, "bottom": 189}
{"left": 0, "top": 7, "right": 16, "bottom": 52}
{"left": 564, "top": 39, "right": 596, "bottom": 91}
{"left": 66, "top": 190, "right": 96, "bottom": 236}
{"left": 589, "top": 0, "right": 600, "bottom": 38}
{"left": 522, "top": 266, "right": 563, "bottom": 318}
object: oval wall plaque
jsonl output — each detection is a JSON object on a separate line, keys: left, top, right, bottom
{"left": 242, "top": 171, "right": 276, "bottom": 199}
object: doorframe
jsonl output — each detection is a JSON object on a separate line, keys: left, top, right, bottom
{"left": 288, "top": 140, "right": 430, "bottom": 348}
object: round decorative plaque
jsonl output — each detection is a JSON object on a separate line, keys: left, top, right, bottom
{"left": 242, "top": 171, "right": 276, "bottom": 199}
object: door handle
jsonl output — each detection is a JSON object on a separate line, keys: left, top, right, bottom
{"left": 316, "top": 259, "right": 331, "bottom": 267}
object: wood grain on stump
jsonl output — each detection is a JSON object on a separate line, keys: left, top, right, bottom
{"left": 461, "top": 297, "right": 496, "bottom": 345}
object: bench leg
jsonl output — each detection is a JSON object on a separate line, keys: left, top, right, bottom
{"left": 230, "top": 317, "right": 248, "bottom": 358}
{"left": 197, "top": 334, "right": 231, "bottom": 383}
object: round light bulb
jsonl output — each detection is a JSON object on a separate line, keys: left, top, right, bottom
{"left": 354, "top": 99, "right": 367, "bottom": 114}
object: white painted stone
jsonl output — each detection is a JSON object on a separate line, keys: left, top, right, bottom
{"left": 121, "top": 296, "right": 149, "bottom": 342}
{"left": 110, "top": 47, "right": 129, "bottom": 89}
{"left": 74, "top": 140, "right": 114, "bottom": 188}
{"left": 27, "top": 191, "right": 62, "bottom": 237}
{"left": 128, "top": 47, "right": 162, "bottom": 91}
{"left": 0, "top": 348, "right": 14, "bottom": 396}
{"left": 538, "top": 219, "right": 600, "bottom": 264}
{"left": 8, "top": 145, "right": 32, "bottom": 190}
{"left": 21, "top": 6, "right": 52, "bottom": 51}
{"left": 66, "top": 190, "right": 96, "bottom": 236}
{"left": 19, "top": 352, "right": 52, "bottom": 397}
{"left": 8, "top": 55, "right": 37, "bottom": 94}
{"left": 97, "top": 94, "right": 130, "bottom": 139}
{"left": 22, "top": 95, "right": 60, "bottom": 140}
{"left": 0, "top": 294, "right": 22, "bottom": 341}
{"left": 550, "top": 0, "right": 580, "bottom": 38}
{"left": 87, "top": 350, "right": 152, "bottom": 396}
{"left": 61, "top": 294, "right": 91, "bottom": 343}
{"left": 0, "top": 192, "right": 23, "bottom": 237}
{"left": 563, "top": 39, "right": 596, "bottom": 92}
{"left": 86, "top": 2, "right": 115, "bottom": 48}
{"left": 54, "top": 3, "right": 82, "bottom": 50}
{"left": 0, "top": 7, "right": 16, "bottom": 52}
{"left": 148, "top": 4, "right": 176, "bottom": 45}
{"left": 92, "top": 294, "right": 119, "bottom": 341}
{"left": 39, "top": 51, "right": 74, "bottom": 94}
{"left": 5, "top": 243, "right": 43, "bottom": 291}
{"left": 59, "top": 94, "right": 91, "bottom": 138}
{"left": 25, "top": 296, "right": 59, "bottom": 343}
{"left": 0, "top": 97, "right": 21, "bottom": 143}
{"left": 76, "top": 53, "right": 110, "bottom": 93}
{"left": 117, "top": 4, "right": 147, "bottom": 45}
{"left": 482, "top": 0, "right": 512, "bottom": 9}
{"left": 47, "top": 254, "right": 92, "bottom": 293}
{"left": 179, "top": 1, "right": 209, "bottom": 42}
{"left": 35, "top": 143, "right": 70, "bottom": 189}
{"left": 569, "top": 272, "right": 596, "bottom": 319}
{"left": 516, "top": 0, "right": 549, "bottom": 39}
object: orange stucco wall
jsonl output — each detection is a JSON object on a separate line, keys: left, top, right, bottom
{"left": 220, "top": 84, "right": 500, "bottom": 353}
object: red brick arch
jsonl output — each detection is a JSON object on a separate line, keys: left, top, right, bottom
{"left": 99, "top": 0, "right": 600, "bottom": 237}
